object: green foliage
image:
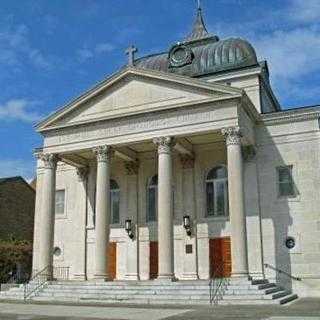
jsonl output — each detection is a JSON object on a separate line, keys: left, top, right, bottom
{"left": 0, "top": 238, "right": 32, "bottom": 283}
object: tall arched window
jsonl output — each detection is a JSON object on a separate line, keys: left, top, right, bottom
{"left": 206, "top": 166, "right": 228, "bottom": 217}
{"left": 110, "top": 179, "right": 120, "bottom": 224}
{"left": 147, "top": 175, "right": 158, "bottom": 222}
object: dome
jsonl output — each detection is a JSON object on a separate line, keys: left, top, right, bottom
{"left": 134, "top": 8, "right": 258, "bottom": 77}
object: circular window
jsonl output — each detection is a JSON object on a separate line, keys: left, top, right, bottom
{"left": 169, "top": 45, "right": 193, "bottom": 68}
{"left": 53, "top": 247, "right": 62, "bottom": 257}
{"left": 285, "top": 237, "right": 295, "bottom": 249}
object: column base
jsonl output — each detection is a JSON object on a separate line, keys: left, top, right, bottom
{"left": 181, "top": 273, "right": 199, "bottom": 280}
{"left": 93, "top": 274, "right": 111, "bottom": 282}
{"left": 231, "top": 272, "right": 249, "bottom": 279}
{"left": 249, "top": 271, "right": 265, "bottom": 280}
{"left": 73, "top": 274, "right": 86, "bottom": 281}
{"left": 155, "top": 274, "right": 176, "bottom": 282}
{"left": 124, "top": 273, "right": 140, "bottom": 281}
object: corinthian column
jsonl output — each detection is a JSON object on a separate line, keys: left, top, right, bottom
{"left": 221, "top": 127, "right": 249, "bottom": 277}
{"left": 153, "top": 137, "right": 175, "bottom": 280}
{"left": 38, "top": 153, "right": 58, "bottom": 277}
{"left": 93, "top": 145, "right": 112, "bottom": 281}
{"left": 73, "top": 167, "right": 88, "bottom": 280}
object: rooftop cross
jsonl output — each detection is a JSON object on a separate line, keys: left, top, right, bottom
{"left": 125, "top": 45, "right": 138, "bottom": 66}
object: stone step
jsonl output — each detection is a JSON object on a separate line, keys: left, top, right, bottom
{"left": 41, "top": 287, "right": 281, "bottom": 296}
{"left": 52, "top": 280, "right": 210, "bottom": 286}
{"left": 47, "top": 284, "right": 211, "bottom": 290}
{"left": 257, "top": 283, "right": 276, "bottom": 290}
{"left": 265, "top": 286, "right": 283, "bottom": 294}
{"left": 32, "top": 296, "right": 212, "bottom": 305}
{"left": 38, "top": 292, "right": 211, "bottom": 300}
{"left": 279, "top": 294, "right": 299, "bottom": 305}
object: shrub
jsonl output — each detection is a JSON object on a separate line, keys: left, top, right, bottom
{"left": 0, "top": 237, "right": 32, "bottom": 283}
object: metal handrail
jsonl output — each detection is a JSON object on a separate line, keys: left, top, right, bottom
{"left": 209, "top": 264, "right": 229, "bottom": 305}
{"left": 264, "top": 263, "right": 302, "bottom": 281}
{"left": 23, "top": 265, "right": 52, "bottom": 301}
{"left": 23, "top": 266, "right": 70, "bottom": 301}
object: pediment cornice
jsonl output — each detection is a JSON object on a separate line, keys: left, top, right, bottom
{"left": 36, "top": 66, "right": 243, "bottom": 133}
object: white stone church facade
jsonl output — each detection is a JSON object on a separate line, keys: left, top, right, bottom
{"left": 32, "top": 9, "right": 320, "bottom": 298}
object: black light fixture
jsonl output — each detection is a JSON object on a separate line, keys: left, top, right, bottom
{"left": 183, "top": 215, "right": 192, "bottom": 236}
{"left": 125, "top": 219, "right": 134, "bottom": 239}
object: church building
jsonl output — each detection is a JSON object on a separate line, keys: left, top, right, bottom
{"left": 31, "top": 6, "right": 320, "bottom": 300}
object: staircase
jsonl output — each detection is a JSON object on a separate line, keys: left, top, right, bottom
{"left": 0, "top": 278, "right": 298, "bottom": 305}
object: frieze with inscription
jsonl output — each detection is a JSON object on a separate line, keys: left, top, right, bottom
{"left": 44, "top": 102, "right": 236, "bottom": 147}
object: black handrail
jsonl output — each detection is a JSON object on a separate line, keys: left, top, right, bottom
{"left": 23, "top": 266, "right": 70, "bottom": 301}
{"left": 264, "top": 263, "right": 302, "bottom": 281}
{"left": 23, "top": 265, "right": 52, "bottom": 301}
{"left": 209, "top": 264, "right": 229, "bottom": 305}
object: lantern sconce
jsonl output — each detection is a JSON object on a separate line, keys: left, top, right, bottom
{"left": 183, "top": 215, "right": 192, "bottom": 237}
{"left": 125, "top": 219, "right": 134, "bottom": 239}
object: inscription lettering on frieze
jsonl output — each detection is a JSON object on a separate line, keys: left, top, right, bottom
{"left": 44, "top": 105, "right": 224, "bottom": 146}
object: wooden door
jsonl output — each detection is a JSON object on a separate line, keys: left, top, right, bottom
{"left": 149, "top": 241, "right": 158, "bottom": 279}
{"left": 209, "top": 237, "right": 231, "bottom": 278}
{"left": 108, "top": 242, "right": 117, "bottom": 280}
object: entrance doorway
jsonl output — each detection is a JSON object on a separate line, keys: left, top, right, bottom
{"left": 209, "top": 237, "right": 231, "bottom": 278}
{"left": 107, "top": 242, "right": 117, "bottom": 280}
{"left": 149, "top": 241, "right": 158, "bottom": 279}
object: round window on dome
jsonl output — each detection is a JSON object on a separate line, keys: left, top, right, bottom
{"left": 169, "top": 45, "right": 193, "bottom": 68}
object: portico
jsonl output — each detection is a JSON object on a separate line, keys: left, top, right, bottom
{"left": 35, "top": 101, "right": 252, "bottom": 281}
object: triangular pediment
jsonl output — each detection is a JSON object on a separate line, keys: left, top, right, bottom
{"left": 37, "top": 67, "right": 242, "bottom": 131}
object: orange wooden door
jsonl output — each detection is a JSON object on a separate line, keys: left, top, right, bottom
{"left": 149, "top": 241, "right": 158, "bottom": 279}
{"left": 108, "top": 242, "right": 117, "bottom": 280}
{"left": 209, "top": 237, "right": 231, "bottom": 278}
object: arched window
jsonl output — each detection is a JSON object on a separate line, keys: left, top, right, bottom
{"left": 206, "top": 166, "right": 228, "bottom": 217}
{"left": 147, "top": 175, "right": 158, "bottom": 222}
{"left": 110, "top": 179, "right": 120, "bottom": 224}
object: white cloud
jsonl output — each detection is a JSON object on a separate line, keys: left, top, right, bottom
{"left": 289, "top": 0, "right": 320, "bottom": 23}
{"left": 0, "top": 99, "right": 43, "bottom": 123}
{"left": 0, "top": 159, "right": 35, "bottom": 181}
{"left": 77, "top": 48, "right": 94, "bottom": 62}
{"left": 77, "top": 42, "right": 115, "bottom": 62}
{"left": 253, "top": 26, "right": 320, "bottom": 82}
{"left": 95, "top": 42, "right": 115, "bottom": 54}
{"left": 0, "top": 22, "right": 53, "bottom": 70}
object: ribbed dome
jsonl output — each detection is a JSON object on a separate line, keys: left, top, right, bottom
{"left": 134, "top": 8, "right": 258, "bottom": 77}
{"left": 135, "top": 37, "right": 258, "bottom": 77}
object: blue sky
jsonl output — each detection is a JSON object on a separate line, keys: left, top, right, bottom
{"left": 0, "top": 0, "right": 319, "bottom": 180}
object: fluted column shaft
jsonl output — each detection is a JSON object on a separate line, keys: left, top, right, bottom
{"left": 154, "top": 137, "right": 175, "bottom": 280}
{"left": 93, "top": 146, "right": 112, "bottom": 280}
{"left": 222, "top": 127, "right": 249, "bottom": 277}
{"left": 38, "top": 153, "right": 58, "bottom": 276}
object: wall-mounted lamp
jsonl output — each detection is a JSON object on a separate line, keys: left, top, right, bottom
{"left": 125, "top": 219, "right": 134, "bottom": 239}
{"left": 183, "top": 215, "right": 192, "bottom": 236}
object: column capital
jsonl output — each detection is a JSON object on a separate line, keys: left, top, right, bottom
{"left": 125, "top": 161, "right": 139, "bottom": 175}
{"left": 39, "top": 153, "right": 58, "bottom": 169}
{"left": 153, "top": 137, "right": 176, "bottom": 154}
{"left": 93, "top": 145, "right": 113, "bottom": 162}
{"left": 221, "top": 127, "right": 242, "bottom": 146}
{"left": 77, "top": 167, "right": 88, "bottom": 182}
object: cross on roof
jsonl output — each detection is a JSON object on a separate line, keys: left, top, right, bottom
{"left": 125, "top": 45, "right": 138, "bottom": 66}
{"left": 196, "top": 0, "right": 201, "bottom": 10}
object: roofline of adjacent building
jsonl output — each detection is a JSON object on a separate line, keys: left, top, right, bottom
{"left": 0, "top": 176, "right": 36, "bottom": 193}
